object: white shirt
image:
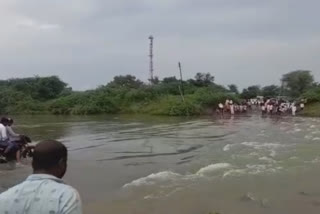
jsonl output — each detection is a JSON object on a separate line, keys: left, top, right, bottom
{"left": 6, "top": 126, "right": 20, "bottom": 141}
{"left": 0, "top": 174, "right": 82, "bottom": 214}
{"left": 0, "top": 124, "right": 8, "bottom": 141}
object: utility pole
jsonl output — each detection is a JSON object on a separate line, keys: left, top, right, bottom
{"left": 178, "top": 62, "right": 184, "bottom": 96}
{"left": 148, "top": 35, "right": 154, "bottom": 83}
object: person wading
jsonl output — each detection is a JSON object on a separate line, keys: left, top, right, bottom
{"left": 0, "top": 140, "right": 82, "bottom": 214}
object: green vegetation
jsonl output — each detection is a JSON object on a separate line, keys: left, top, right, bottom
{"left": 299, "top": 103, "right": 320, "bottom": 117}
{"left": 0, "top": 70, "right": 319, "bottom": 116}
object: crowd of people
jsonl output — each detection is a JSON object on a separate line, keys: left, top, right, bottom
{"left": 216, "top": 98, "right": 306, "bottom": 116}
{"left": 258, "top": 98, "right": 305, "bottom": 116}
{"left": 217, "top": 99, "right": 250, "bottom": 115}
{"left": 0, "top": 117, "right": 24, "bottom": 164}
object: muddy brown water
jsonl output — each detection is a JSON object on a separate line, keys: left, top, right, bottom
{"left": 1, "top": 114, "right": 320, "bottom": 214}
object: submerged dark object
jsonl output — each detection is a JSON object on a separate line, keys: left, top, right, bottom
{"left": 0, "top": 135, "right": 33, "bottom": 163}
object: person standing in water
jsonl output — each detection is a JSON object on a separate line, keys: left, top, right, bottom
{"left": 0, "top": 140, "right": 82, "bottom": 214}
{"left": 218, "top": 102, "right": 224, "bottom": 116}
{"left": 291, "top": 103, "right": 297, "bottom": 116}
{"left": 229, "top": 100, "right": 235, "bottom": 115}
{"left": 300, "top": 101, "right": 305, "bottom": 111}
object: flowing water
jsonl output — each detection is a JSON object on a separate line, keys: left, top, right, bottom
{"left": 1, "top": 114, "right": 320, "bottom": 214}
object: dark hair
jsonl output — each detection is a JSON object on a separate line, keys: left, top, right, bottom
{"left": 7, "top": 118, "right": 13, "bottom": 124}
{"left": 32, "top": 140, "right": 67, "bottom": 171}
{"left": 0, "top": 117, "right": 8, "bottom": 125}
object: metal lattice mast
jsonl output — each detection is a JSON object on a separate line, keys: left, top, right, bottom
{"left": 148, "top": 35, "right": 154, "bottom": 82}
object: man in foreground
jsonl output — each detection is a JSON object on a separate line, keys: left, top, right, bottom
{"left": 0, "top": 140, "right": 82, "bottom": 214}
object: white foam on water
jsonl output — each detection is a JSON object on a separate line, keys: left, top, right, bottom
{"left": 123, "top": 163, "right": 232, "bottom": 188}
{"left": 259, "top": 156, "right": 277, "bottom": 163}
{"left": 196, "top": 163, "right": 232, "bottom": 176}
{"left": 144, "top": 194, "right": 157, "bottom": 200}
{"left": 281, "top": 121, "right": 290, "bottom": 125}
{"left": 249, "top": 152, "right": 260, "bottom": 157}
{"left": 223, "top": 144, "right": 232, "bottom": 151}
{"left": 143, "top": 187, "right": 184, "bottom": 200}
{"left": 123, "top": 171, "right": 182, "bottom": 188}
{"left": 310, "top": 125, "right": 316, "bottom": 128}
{"left": 311, "top": 157, "right": 320, "bottom": 163}
{"left": 289, "top": 156, "right": 299, "bottom": 160}
{"left": 305, "top": 135, "right": 313, "bottom": 139}
{"left": 312, "top": 137, "right": 320, "bottom": 141}
{"left": 246, "top": 164, "right": 280, "bottom": 174}
{"left": 270, "top": 150, "right": 277, "bottom": 157}
{"left": 223, "top": 169, "right": 247, "bottom": 178}
{"left": 241, "top": 142, "right": 282, "bottom": 150}
{"left": 287, "top": 128, "right": 302, "bottom": 134}
{"left": 241, "top": 142, "right": 282, "bottom": 158}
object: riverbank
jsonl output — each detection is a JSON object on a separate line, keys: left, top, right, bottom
{"left": 1, "top": 75, "right": 319, "bottom": 117}
{"left": 299, "top": 103, "right": 320, "bottom": 117}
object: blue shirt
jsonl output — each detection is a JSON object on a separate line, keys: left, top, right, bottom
{"left": 0, "top": 174, "right": 82, "bottom": 214}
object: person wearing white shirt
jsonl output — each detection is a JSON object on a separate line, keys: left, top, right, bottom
{"left": 0, "top": 117, "right": 12, "bottom": 155}
{"left": 0, "top": 140, "right": 82, "bottom": 214}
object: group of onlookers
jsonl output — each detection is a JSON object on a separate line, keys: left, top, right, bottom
{"left": 216, "top": 98, "right": 306, "bottom": 116}
{"left": 260, "top": 99, "right": 305, "bottom": 116}
{"left": 217, "top": 99, "right": 250, "bottom": 115}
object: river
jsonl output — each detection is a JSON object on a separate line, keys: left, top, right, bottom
{"left": 1, "top": 114, "right": 320, "bottom": 214}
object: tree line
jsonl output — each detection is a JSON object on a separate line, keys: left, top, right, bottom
{"left": 0, "top": 70, "right": 318, "bottom": 116}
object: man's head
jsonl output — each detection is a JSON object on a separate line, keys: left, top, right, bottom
{"left": 32, "top": 140, "right": 68, "bottom": 179}
{"left": 7, "top": 118, "right": 13, "bottom": 126}
{"left": 0, "top": 117, "right": 9, "bottom": 126}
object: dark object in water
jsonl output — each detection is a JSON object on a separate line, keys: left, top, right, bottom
{"left": 299, "top": 191, "right": 310, "bottom": 196}
{"left": 0, "top": 135, "right": 33, "bottom": 163}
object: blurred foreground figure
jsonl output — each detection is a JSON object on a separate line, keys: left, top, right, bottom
{"left": 0, "top": 140, "right": 82, "bottom": 214}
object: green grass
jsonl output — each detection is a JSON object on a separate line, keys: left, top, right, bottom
{"left": 299, "top": 102, "right": 320, "bottom": 117}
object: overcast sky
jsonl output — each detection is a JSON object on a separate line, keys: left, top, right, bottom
{"left": 0, "top": 0, "right": 319, "bottom": 90}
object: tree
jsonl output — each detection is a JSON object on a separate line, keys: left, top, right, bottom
{"left": 35, "top": 76, "right": 67, "bottom": 100}
{"left": 261, "top": 85, "right": 280, "bottom": 97}
{"left": 108, "top": 75, "right": 143, "bottom": 89}
{"left": 228, "top": 84, "right": 239, "bottom": 94}
{"left": 241, "top": 85, "right": 261, "bottom": 99}
{"left": 4, "top": 76, "right": 67, "bottom": 100}
{"left": 162, "top": 76, "right": 179, "bottom": 84}
{"left": 189, "top": 72, "right": 215, "bottom": 87}
{"left": 282, "top": 70, "right": 314, "bottom": 97}
{"left": 149, "top": 76, "right": 160, "bottom": 85}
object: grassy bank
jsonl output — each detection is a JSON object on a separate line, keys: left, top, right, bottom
{"left": 299, "top": 103, "right": 320, "bottom": 117}
{"left": 0, "top": 73, "right": 319, "bottom": 117}
{"left": 0, "top": 75, "right": 239, "bottom": 116}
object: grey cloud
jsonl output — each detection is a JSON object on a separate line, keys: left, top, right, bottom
{"left": 0, "top": 0, "right": 319, "bottom": 90}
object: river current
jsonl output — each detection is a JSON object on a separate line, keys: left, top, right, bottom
{"left": 1, "top": 114, "right": 320, "bottom": 214}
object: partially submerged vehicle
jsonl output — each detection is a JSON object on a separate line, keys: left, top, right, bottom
{"left": 0, "top": 135, "right": 34, "bottom": 164}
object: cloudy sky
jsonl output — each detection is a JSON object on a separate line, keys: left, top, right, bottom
{"left": 0, "top": 0, "right": 319, "bottom": 90}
